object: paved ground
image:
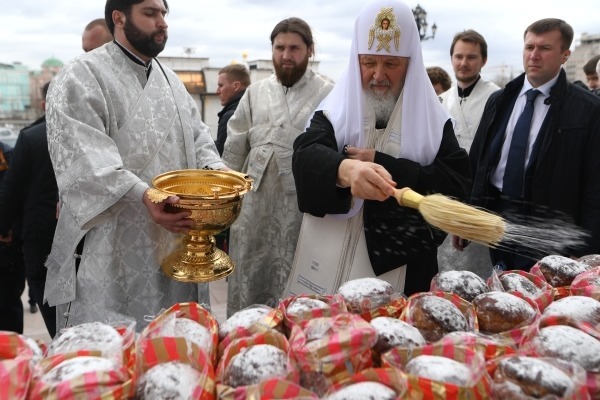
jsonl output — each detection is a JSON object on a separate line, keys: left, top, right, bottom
{"left": 23, "top": 279, "right": 228, "bottom": 344}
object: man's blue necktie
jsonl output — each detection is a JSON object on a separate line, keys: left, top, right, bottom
{"left": 502, "top": 89, "right": 540, "bottom": 199}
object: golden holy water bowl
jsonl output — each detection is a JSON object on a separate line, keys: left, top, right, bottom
{"left": 150, "top": 169, "right": 252, "bottom": 283}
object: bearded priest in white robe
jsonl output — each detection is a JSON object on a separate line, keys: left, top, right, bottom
{"left": 222, "top": 18, "right": 333, "bottom": 316}
{"left": 45, "top": 0, "right": 225, "bottom": 332}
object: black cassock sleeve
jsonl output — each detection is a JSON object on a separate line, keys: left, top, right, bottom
{"left": 292, "top": 111, "right": 352, "bottom": 216}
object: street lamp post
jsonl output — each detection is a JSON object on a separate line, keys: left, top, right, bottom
{"left": 412, "top": 4, "right": 437, "bottom": 41}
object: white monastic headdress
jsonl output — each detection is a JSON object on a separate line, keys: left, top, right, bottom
{"left": 317, "top": 0, "right": 450, "bottom": 218}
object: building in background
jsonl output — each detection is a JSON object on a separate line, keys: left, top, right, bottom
{"left": 565, "top": 33, "right": 600, "bottom": 83}
{"left": 0, "top": 62, "right": 30, "bottom": 122}
{"left": 29, "top": 57, "right": 63, "bottom": 116}
{"left": 1, "top": 58, "right": 63, "bottom": 131}
{"left": 158, "top": 55, "right": 323, "bottom": 140}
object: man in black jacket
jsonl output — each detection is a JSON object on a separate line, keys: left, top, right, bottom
{"left": 0, "top": 82, "right": 58, "bottom": 337}
{"left": 0, "top": 141, "right": 26, "bottom": 333}
{"left": 215, "top": 64, "right": 250, "bottom": 156}
{"left": 454, "top": 18, "right": 600, "bottom": 271}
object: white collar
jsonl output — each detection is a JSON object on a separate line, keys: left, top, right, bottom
{"left": 522, "top": 70, "right": 561, "bottom": 97}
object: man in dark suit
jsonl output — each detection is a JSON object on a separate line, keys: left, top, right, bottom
{"left": 455, "top": 18, "right": 600, "bottom": 270}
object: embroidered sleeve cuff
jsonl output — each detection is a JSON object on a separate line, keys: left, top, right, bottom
{"left": 125, "top": 181, "right": 150, "bottom": 204}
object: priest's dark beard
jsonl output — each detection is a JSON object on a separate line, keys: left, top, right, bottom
{"left": 364, "top": 89, "right": 399, "bottom": 129}
{"left": 124, "top": 17, "right": 167, "bottom": 59}
{"left": 273, "top": 56, "right": 309, "bottom": 87}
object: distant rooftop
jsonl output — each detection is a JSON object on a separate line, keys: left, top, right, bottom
{"left": 42, "top": 57, "right": 64, "bottom": 68}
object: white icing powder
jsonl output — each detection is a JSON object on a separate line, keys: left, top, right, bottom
{"left": 370, "top": 316, "right": 426, "bottom": 349}
{"left": 578, "top": 254, "right": 600, "bottom": 268}
{"left": 324, "top": 381, "right": 396, "bottom": 400}
{"left": 173, "top": 318, "right": 212, "bottom": 352}
{"left": 405, "top": 355, "right": 472, "bottom": 386}
{"left": 219, "top": 306, "right": 271, "bottom": 340}
{"left": 533, "top": 325, "right": 600, "bottom": 371}
{"left": 47, "top": 322, "right": 124, "bottom": 364}
{"left": 226, "top": 344, "right": 288, "bottom": 387}
{"left": 42, "top": 356, "right": 117, "bottom": 384}
{"left": 539, "top": 255, "right": 588, "bottom": 286}
{"left": 543, "top": 295, "right": 600, "bottom": 324}
{"left": 338, "top": 278, "right": 393, "bottom": 308}
{"left": 496, "top": 356, "right": 574, "bottom": 397}
{"left": 474, "top": 291, "right": 535, "bottom": 320}
{"left": 500, "top": 273, "right": 541, "bottom": 296}
{"left": 434, "top": 270, "right": 488, "bottom": 301}
{"left": 287, "top": 297, "right": 330, "bottom": 316}
{"left": 416, "top": 296, "right": 468, "bottom": 332}
{"left": 589, "top": 276, "right": 600, "bottom": 286}
{"left": 135, "top": 361, "right": 202, "bottom": 400}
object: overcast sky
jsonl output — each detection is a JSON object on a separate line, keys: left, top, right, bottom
{"left": 2, "top": 0, "right": 598, "bottom": 84}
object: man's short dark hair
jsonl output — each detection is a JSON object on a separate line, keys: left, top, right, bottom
{"left": 525, "top": 18, "right": 574, "bottom": 51}
{"left": 426, "top": 67, "right": 452, "bottom": 92}
{"left": 105, "top": 0, "right": 169, "bottom": 35}
{"left": 450, "top": 29, "right": 488, "bottom": 60}
{"left": 270, "top": 17, "right": 315, "bottom": 56}
{"left": 583, "top": 55, "right": 600, "bottom": 75}
{"left": 218, "top": 64, "right": 251, "bottom": 88}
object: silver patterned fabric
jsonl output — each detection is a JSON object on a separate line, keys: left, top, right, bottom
{"left": 223, "top": 70, "right": 333, "bottom": 316}
{"left": 45, "top": 42, "right": 224, "bottom": 331}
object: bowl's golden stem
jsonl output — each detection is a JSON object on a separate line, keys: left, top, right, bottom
{"left": 161, "top": 232, "right": 235, "bottom": 283}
